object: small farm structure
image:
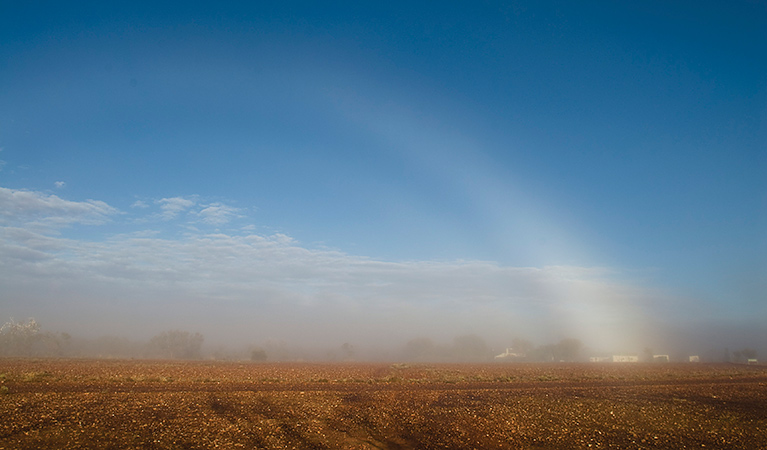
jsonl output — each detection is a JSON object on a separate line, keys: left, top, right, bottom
{"left": 689, "top": 355, "right": 700, "bottom": 362}
{"left": 748, "top": 359, "right": 758, "bottom": 365}
{"left": 494, "top": 348, "right": 526, "bottom": 361}
{"left": 589, "top": 356, "right": 611, "bottom": 362}
{"left": 653, "top": 354, "right": 670, "bottom": 362}
{"left": 612, "top": 355, "right": 639, "bottom": 363}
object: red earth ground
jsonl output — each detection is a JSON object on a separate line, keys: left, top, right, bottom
{"left": 0, "top": 359, "right": 765, "bottom": 449}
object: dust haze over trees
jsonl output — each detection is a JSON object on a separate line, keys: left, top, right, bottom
{"left": 403, "top": 337, "right": 439, "bottom": 361}
{"left": 147, "top": 330, "right": 204, "bottom": 360}
{"left": 528, "top": 338, "right": 583, "bottom": 362}
{"left": 0, "top": 317, "right": 762, "bottom": 364}
{"left": 733, "top": 348, "right": 758, "bottom": 363}
{"left": 0, "top": 317, "right": 206, "bottom": 360}
{"left": 250, "top": 347, "right": 268, "bottom": 362}
{"left": 400, "top": 336, "right": 584, "bottom": 363}
{"left": 0, "top": 318, "right": 70, "bottom": 357}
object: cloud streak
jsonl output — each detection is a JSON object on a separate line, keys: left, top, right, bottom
{"left": 157, "top": 196, "right": 196, "bottom": 220}
{"left": 196, "top": 203, "right": 242, "bottom": 225}
{"left": 146, "top": 196, "right": 242, "bottom": 226}
{"left": 0, "top": 187, "right": 118, "bottom": 227}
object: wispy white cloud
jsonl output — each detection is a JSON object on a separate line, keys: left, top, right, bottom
{"left": 156, "top": 196, "right": 196, "bottom": 220}
{"left": 196, "top": 203, "right": 242, "bottom": 225}
{"left": 0, "top": 187, "right": 118, "bottom": 227}
{"left": 54, "top": 181, "right": 66, "bottom": 189}
{"left": 143, "top": 196, "right": 243, "bottom": 227}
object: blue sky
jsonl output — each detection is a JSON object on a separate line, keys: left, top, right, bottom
{"left": 1, "top": 1, "right": 765, "bottom": 353}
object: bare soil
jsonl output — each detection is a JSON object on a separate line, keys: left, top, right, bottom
{"left": 0, "top": 359, "right": 765, "bottom": 449}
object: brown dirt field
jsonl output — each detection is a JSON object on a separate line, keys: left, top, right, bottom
{"left": 0, "top": 359, "right": 765, "bottom": 449}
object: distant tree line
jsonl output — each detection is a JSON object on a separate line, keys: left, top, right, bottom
{"left": 403, "top": 335, "right": 579, "bottom": 362}
{"left": 401, "top": 335, "right": 762, "bottom": 364}
{"left": 0, "top": 318, "right": 210, "bottom": 360}
{"left": 147, "top": 330, "right": 204, "bottom": 359}
{"left": 399, "top": 334, "right": 582, "bottom": 362}
{"left": 0, "top": 318, "right": 71, "bottom": 357}
{"left": 1, "top": 317, "right": 760, "bottom": 364}
{"left": 732, "top": 348, "right": 758, "bottom": 363}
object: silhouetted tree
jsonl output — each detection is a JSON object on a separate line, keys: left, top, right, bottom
{"left": 511, "top": 337, "right": 534, "bottom": 355}
{"left": 529, "top": 344, "right": 556, "bottom": 362}
{"left": 341, "top": 342, "right": 355, "bottom": 361}
{"left": 735, "top": 348, "right": 758, "bottom": 362}
{"left": 403, "top": 337, "right": 438, "bottom": 361}
{"left": 0, "top": 318, "right": 71, "bottom": 357}
{"left": 452, "top": 334, "right": 491, "bottom": 361}
{"left": 148, "top": 330, "right": 204, "bottom": 359}
{"left": 742, "top": 348, "right": 757, "bottom": 359}
{"left": 0, "top": 318, "right": 40, "bottom": 356}
{"left": 250, "top": 347, "right": 268, "bottom": 362}
{"left": 555, "top": 338, "right": 582, "bottom": 362}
